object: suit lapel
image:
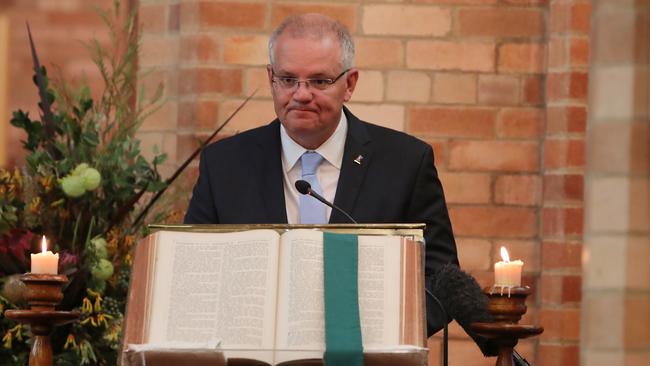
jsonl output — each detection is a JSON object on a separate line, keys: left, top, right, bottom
{"left": 331, "top": 108, "right": 373, "bottom": 223}
{"left": 257, "top": 120, "right": 289, "bottom": 223}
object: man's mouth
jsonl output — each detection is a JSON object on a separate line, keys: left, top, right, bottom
{"left": 288, "top": 106, "right": 318, "bottom": 113}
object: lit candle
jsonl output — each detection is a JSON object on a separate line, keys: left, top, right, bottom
{"left": 30, "top": 236, "right": 59, "bottom": 274}
{"left": 494, "top": 246, "right": 523, "bottom": 287}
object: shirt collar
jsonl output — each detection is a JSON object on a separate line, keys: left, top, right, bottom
{"left": 280, "top": 111, "right": 348, "bottom": 172}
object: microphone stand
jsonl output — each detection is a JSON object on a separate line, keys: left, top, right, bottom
{"left": 295, "top": 180, "right": 358, "bottom": 223}
{"left": 425, "top": 289, "right": 448, "bottom": 366}
{"left": 308, "top": 190, "right": 357, "bottom": 224}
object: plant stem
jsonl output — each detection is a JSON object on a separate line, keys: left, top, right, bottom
{"left": 71, "top": 213, "right": 82, "bottom": 251}
{"left": 84, "top": 216, "right": 96, "bottom": 250}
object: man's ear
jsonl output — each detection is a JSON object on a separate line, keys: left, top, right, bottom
{"left": 343, "top": 69, "right": 359, "bottom": 102}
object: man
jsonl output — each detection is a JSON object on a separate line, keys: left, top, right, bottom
{"left": 184, "top": 13, "right": 458, "bottom": 335}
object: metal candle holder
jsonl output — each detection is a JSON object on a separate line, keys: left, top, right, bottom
{"left": 4, "top": 273, "right": 79, "bottom": 366}
{"left": 470, "top": 286, "right": 543, "bottom": 366}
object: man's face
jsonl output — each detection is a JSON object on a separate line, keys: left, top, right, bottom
{"left": 268, "top": 34, "right": 358, "bottom": 149}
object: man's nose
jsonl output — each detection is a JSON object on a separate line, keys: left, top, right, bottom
{"left": 292, "top": 81, "right": 313, "bottom": 101}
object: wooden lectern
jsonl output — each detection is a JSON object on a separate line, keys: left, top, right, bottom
{"left": 120, "top": 224, "right": 429, "bottom": 366}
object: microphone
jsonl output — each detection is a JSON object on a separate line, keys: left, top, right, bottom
{"left": 426, "top": 263, "right": 500, "bottom": 359}
{"left": 294, "top": 180, "right": 358, "bottom": 224}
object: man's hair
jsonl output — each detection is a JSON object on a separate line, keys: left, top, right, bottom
{"left": 268, "top": 13, "right": 355, "bottom": 70}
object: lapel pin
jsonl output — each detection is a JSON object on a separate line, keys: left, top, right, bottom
{"left": 354, "top": 154, "right": 363, "bottom": 165}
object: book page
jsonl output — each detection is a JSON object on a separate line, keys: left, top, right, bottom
{"left": 274, "top": 230, "right": 402, "bottom": 362}
{"left": 275, "top": 229, "right": 325, "bottom": 353}
{"left": 357, "top": 235, "right": 401, "bottom": 347}
{"left": 146, "top": 229, "right": 280, "bottom": 357}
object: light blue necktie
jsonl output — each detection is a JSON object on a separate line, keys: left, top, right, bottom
{"left": 299, "top": 151, "right": 327, "bottom": 224}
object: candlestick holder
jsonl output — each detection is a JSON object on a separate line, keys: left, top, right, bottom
{"left": 4, "top": 273, "right": 80, "bottom": 366}
{"left": 470, "top": 286, "right": 543, "bottom": 366}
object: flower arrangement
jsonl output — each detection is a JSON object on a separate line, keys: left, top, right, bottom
{"left": 0, "top": 0, "right": 254, "bottom": 361}
{"left": 0, "top": 4, "right": 171, "bottom": 365}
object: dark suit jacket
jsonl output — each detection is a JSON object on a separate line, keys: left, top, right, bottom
{"left": 184, "top": 107, "right": 458, "bottom": 335}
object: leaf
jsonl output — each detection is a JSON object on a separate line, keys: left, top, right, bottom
{"left": 26, "top": 23, "right": 60, "bottom": 159}
{"left": 9, "top": 110, "right": 32, "bottom": 129}
{"left": 146, "top": 181, "right": 167, "bottom": 192}
{"left": 152, "top": 153, "right": 167, "bottom": 166}
{"left": 81, "top": 97, "right": 93, "bottom": 113}
{"left": 10, "top": 111, "right": 47, "bottom": 151}
{"left": 81, "top": 131, "right": 100, "bottom": 147}
{"left": 53, "top": 141, "right": 68, "bottom": 156}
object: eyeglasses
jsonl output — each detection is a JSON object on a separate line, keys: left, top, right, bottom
{"left": 271, "top": 69, "right": 350, "bottom": 91}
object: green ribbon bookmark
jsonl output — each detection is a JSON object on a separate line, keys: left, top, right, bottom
{"left": 323, "top": 232, "right": 364, "bottom": 366}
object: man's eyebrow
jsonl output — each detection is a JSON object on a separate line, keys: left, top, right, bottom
{"left": 273, "top": 69, "right": 334, "bottom": 79}
{"left": 308, "top": 73, "right": 333, "bottom": 79}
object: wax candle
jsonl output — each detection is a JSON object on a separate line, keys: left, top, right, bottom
{"left": 31, "top": 236, "right": 59, "bottom": 274}
{"left": 494, "top": 246, "right": 523, "bottom": 287}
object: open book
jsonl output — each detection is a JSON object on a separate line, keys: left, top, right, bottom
{"left": 123, "top": 227, "right": 425, "bottom": 365}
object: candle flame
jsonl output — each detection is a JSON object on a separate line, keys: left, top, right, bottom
{"left": 500, "top": 246, "right": 510, "bottom": 262}
{"left": 41, "top": 235, "right": 47, "bottom": 253}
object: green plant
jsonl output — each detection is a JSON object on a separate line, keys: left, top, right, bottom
{"left": 0, "top": 3, "right": 165, "bottom": 364}
{"left": 0, "top": 1, "right": 254, "bottom": 362}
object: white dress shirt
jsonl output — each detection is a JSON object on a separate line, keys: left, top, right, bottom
{"left": 281, "top": 112, "right": 347, "bottom": 224}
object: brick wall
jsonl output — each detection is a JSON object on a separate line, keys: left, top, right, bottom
{"left": 1, "top": 0, "right": 116, "bottom": 167}
{"left": 136, "top": 1, "right": 593, "bottom": 365}
{"left": 0, "top": 1, "right": 601, "bottom": 365}
{"left": 582, "top": 1, "right": 650, "bottom": 365}
{"left": 537, "top": 1, "right": 591, "bottom": 364}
